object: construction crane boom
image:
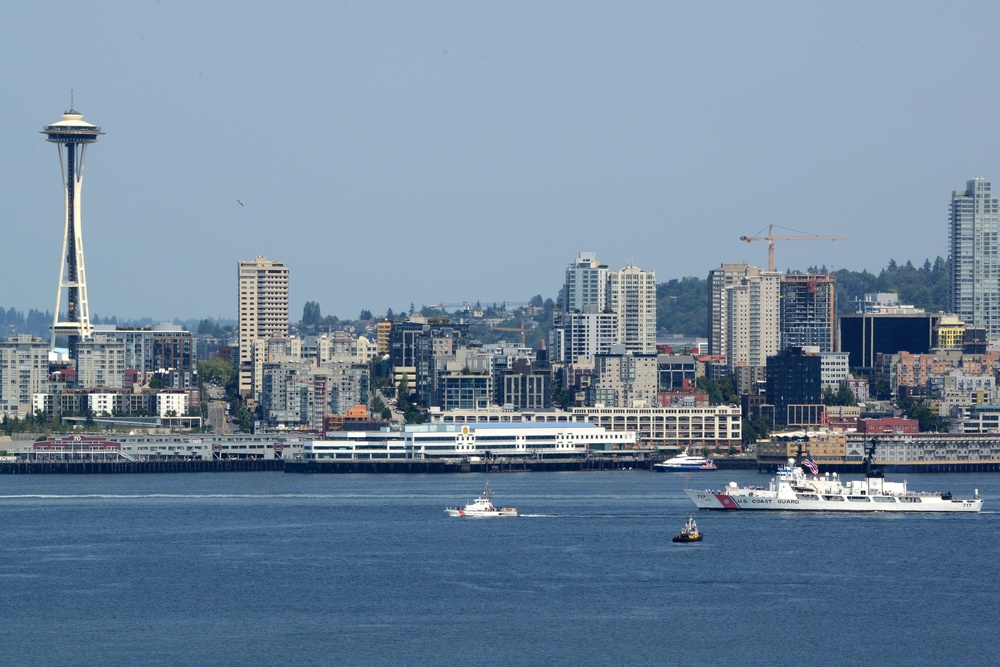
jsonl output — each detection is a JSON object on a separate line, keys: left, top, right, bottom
{"left": 491, "top": 320, "right": 526, "bottom": 345}
{"left": 740, "top": 224, "right": 846, "bottom": 272}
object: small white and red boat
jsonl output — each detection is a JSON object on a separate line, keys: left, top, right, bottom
{"left": 445, "top": 482, "right": 518, "bottom": 518}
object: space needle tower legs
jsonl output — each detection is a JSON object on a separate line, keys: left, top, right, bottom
{"left": 41, "top": 104, "right": 103, "bottom": 359}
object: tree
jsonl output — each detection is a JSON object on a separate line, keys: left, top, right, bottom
{"left": 229, "top": 398, "right": 253, "bottom": 433}
{"left": 198, "top": 358, "right": 234, "bottom": 387}
{"left": 395, "top": 374, "right": 425, "bottom": 424}
{"left": 751, "top": 416, "right": 772, "bottom": 441}
{"left": 657, "top": 276, "right": 710, "bottom": 337}
{"left": 823, "top": 386, "right": 838, "bottom": 406}
{"left": 836, "top": 383, "right": 857, "bottom": 406}
{"left": 148, "top": 376, "right": 164, "bottom": 389}
{"left": 899, "top": 396, "right": 937, "bottom": 432}
{"left": 870, "top": 380, "right": 891, "bottom": 400}
{"left": 359, "top": 309, "right": 373, "bottom": 321}
{"left": 197, "top": 319, "right": 223, "bottom": 336}
{"left": 552, "top": 385, "right": 575, "bottom": 410}
{"left": 302, "top": 301, "right": 322, "bottom": 327}
{"left": 696, "top": 376, "right": 737, "bottom": 406}
{"left": 386, "top": 308, "right": 395, "bottom": 321}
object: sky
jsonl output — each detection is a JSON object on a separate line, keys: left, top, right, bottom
{"left": 3, "top": 1, "right": 1000, "bottom": 323}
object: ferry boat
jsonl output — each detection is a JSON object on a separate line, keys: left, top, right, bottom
{"left": 654, "top": 449, "right": 718, "bottom": 472}
{"left": 444, "top": 482, "right": 518, "bottom": 518}
{"left": 686, "top": 441, "right": 982, "bottom": 513}
{"left": 672, "top": 515, "right": 703, "bottom": 543}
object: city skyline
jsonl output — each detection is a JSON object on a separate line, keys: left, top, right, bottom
{"left": 3, "top": 2, "right": 1000, "bottom": 322}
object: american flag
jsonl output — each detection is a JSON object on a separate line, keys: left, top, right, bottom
{"left": 803, "top": 456, "right": 819, "bottom": 475}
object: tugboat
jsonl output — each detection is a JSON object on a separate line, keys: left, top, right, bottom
{"left": 444, "top": 482, "right": 518, "bottom": 518}
{"left": 672, "top": 515, "right": 703, "bottom": 543}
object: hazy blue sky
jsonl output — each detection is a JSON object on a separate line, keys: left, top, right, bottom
{"left": 3, "top": 1, "right": 999, "bottom": 322}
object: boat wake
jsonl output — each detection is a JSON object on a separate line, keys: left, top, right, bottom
{"left": 0, "top": 493, "right": 344, "bottom": 500}
{"left": 514, "top": 513, "right": 655, "bottom": 519}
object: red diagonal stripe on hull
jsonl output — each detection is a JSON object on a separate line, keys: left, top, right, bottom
{"left": 715, "top": 494, "right": 741, "bottom": 510}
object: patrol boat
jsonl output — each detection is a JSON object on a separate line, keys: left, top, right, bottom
{"left": 445, "top": 482, "right": 518, "bottom": 518}
{"left": 686, "top": 441, "right": 982, "bottom": 513}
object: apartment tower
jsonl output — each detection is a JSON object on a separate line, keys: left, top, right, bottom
{"left": 609, "top": 264, "right": 657, "bottom": 354}
{"left": 561, "top": 251, "right": 609, "bottom": 313}
{"left": 709, "top": 262, "right": 781, "bottom": 368}
{"left": 708, "top": 262, "right": 751, "bottom": 356}
{"left": 714, "top": 264, "right": 781, "bottom": 371}
{"left": 950, "top": 178, "right": 1000, "bottom": 344}
{"left": 238, "top": 257, "right": 289, "bottom": 400}
{"left": 779, "top": 273, "right": 836, "bottom": 352}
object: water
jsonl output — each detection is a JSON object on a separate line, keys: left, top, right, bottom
{"left": 1, "top": 470, "right": 997, "bottom": 667}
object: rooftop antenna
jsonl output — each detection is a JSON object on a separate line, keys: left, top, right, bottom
{"left": 69, "top": 89, "right": 75, "bottom": 112}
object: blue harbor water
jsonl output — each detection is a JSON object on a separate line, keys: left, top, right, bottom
{"left": 2, "top": 469, "right": 998, "bottom": 667}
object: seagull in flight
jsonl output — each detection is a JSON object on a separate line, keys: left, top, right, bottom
{"left": 237, "top": 199, "right": 244, "bottom": 207}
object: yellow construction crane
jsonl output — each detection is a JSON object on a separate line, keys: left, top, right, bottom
{"left": 740, "top": 224, "right": 846, "bottom": 272}
{"left": 492, "top": 320, "right": 526, "bottom": 345}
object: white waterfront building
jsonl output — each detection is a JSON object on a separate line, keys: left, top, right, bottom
{"left": 304, "top": 422, "right": 635, "bottom": 461}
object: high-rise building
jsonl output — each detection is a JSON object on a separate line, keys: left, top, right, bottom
{"left": 238, "top": 257, "right": 289, "bottom": 400}
{"left": 42, "top": 106, "right": 103, "bottom": 359}
{"left": 950, "top": 178, "right": 1000, "bottom": 344}
{"left": 93, "top": 323, "right": 196, "bottom": 385}
{"left": 609, "top": 264, "right": 657, "bottom": 354}
{"left": 552, "top": 309, "right": 618, "bottom": 363}
{"left": 561, "top": 252, "right": 608, "bottom": 313}
{"left": 0, "top": 335, "right": 50, "bottom": 418}
{"left": 766, "top": 347, "right": 822, "bottom": 426}
{"left": 75, "top": 334, "right": 126, "bottom": 389}
{"left": 708, "top": 262, "right": 751, "bottom": 356}
{"left": 554, "top": 254, "right": 655, "bottom": 361}
{"left": 780, "top": 273, "right": 836, "bottom": 352}
{"left": 712, "top": 264, "right": 780, "bottom": 370}
{"left": 837, "top": 312, "right": 942, "bottom": 369}
{"left": 495, "top": 358, "right": 551, "bottom": 410}
{"left": 587, "top": 349, "right": 658, "bottom": 408}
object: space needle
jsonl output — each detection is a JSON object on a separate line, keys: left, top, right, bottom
{"left": 41, "top": 102, "right": 103, "bottom": 359}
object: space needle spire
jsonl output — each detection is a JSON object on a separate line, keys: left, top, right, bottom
{"left": 41, "top": 102, "right": 103, "bottom": 359}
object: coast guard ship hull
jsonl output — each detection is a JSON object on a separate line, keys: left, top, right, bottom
{"left": 687, "top": 443, "right": 983, "bottom": 513}
{"left": 686, "top": 488, "right": 981, "bottom": 512}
